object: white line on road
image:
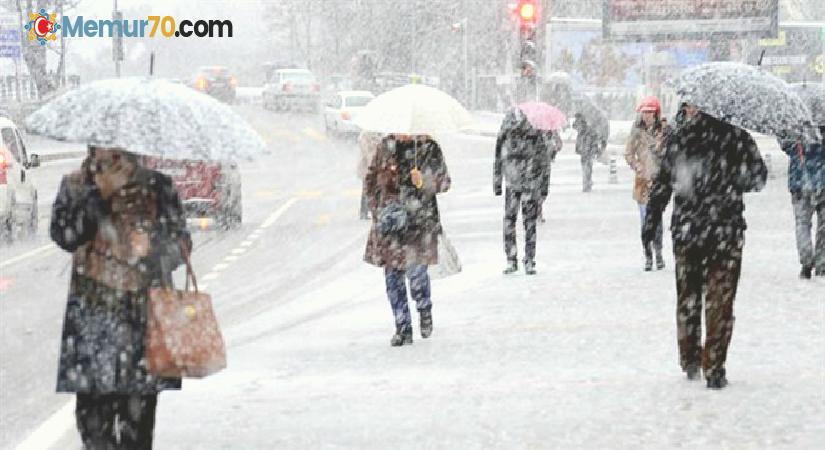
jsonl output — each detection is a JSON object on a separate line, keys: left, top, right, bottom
{"left": 202, "top": 273, "right": 219, "bottom": 281}
{"left": 261, "top": 198, "right": 298, "bottom": 229}
{"left": 224, "top": 255, "right": 239, "bottom": 262}
{"left": 13, "top": 398, "right": 75, "bottom": 450}
{"left": 0, "top": 244, "right": 56, "bottom": 270}
{"left": 212, "top": 263, "right": 229, "bottom": 271}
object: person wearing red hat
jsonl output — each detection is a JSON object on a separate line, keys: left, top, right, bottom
{"left": 625, "top": 96, "right": 670, "bottom": 271}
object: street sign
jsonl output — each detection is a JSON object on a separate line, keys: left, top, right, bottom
{"left": 0, "top": 29, "right": 18, "bottom": 42}
{"left": 604, "top": 0, "right": 779, "bottom": 42}
{"left": 0, "top": 45, "right": 21, "bottom": 58}
{"left": 815, "top": 55, "right": 825, "bottom": 74}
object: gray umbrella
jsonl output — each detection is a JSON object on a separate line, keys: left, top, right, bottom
{"left": 25, "top": 77, "right": 266, "bottom": 161}
{"left": 572, "top": 93, "right": 609, "bottom": 141}
{"left": 791, "top": 82, "right": 824, "bottom": 126}
{"left": 673, "top": 62, "right": 814, "bottom": 141}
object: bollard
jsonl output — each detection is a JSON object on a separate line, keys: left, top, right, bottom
{"left": 608, "top": 156, "right": 618, "bottom": 184}
{"left": 765, "top": 153, "right": 775, "bottom": 180}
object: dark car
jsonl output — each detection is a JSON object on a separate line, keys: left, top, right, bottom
{"left": 141, "top": 156, "right": 242, "bottom": 230}
{"left": 190, "top": 66, "right": 237, "bottom": 103}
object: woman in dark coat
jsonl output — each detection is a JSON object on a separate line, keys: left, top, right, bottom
{"left": 364, "top": 134, "right": 451, "bottom": 346}
{"left": 50, "top": 146, "right": 191, "bottom": 449}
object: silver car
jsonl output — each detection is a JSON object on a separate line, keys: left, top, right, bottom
{"left": 322, "top": 91, "right": 375, "bottom": 137}
{"left": 262, "top": 69, "right": 321, "bottom": 112}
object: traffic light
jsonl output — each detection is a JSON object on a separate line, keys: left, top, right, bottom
{"left": 517, "top": 0, "right": 537, "bottom": 25}
{"left": 515, "top": 0, "right": 539, "bottom": 80}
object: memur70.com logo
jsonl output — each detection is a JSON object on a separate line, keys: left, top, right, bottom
{"left": 23, "top": 9, "right": 233, "bottom": 44}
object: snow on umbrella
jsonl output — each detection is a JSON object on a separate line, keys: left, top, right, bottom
{"left": 673, "top": 62, "right": 814, "bottom": 141}
{"left": 792, "top": 83, "right": 824, "bottom": 126}
{"left": 353, "top": 84, "right": 475, "bottom": 134}
{"left": 572, "top": 94, "right": 609, "bottom": 139}
{"left": 517, "top": 101, "right": 567, "bottom": 131}
{"left": 24, "top": 77, "right": 266, "bottom": 161}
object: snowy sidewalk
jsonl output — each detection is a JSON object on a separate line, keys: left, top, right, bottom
{"left": 147, "top": 138, "right": 823, "bottom": 449}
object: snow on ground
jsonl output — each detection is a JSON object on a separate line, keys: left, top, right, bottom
{"left": 140, "top": 135, "right": 825, "bottom": 449}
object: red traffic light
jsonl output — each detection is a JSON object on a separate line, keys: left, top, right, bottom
{"left": 519, "top": 2, "right": 536, "bottom": 22}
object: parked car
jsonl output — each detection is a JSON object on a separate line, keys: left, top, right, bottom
{"left": 0, "top": 117, "right": 39, "bottom": 241}
{"left": 190, "top": 66, "right": 237, "bottom": 103}
{"left": 141, "top": 156, "right": 242, "bottom": 230}
{"left": 322, "top": 90, "right": 375, "bottom": 137}
{"left": 262, "top": 68, "right": 321, "bottom": 112}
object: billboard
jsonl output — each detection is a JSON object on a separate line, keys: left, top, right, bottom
{"left": 751, "top": 22, "right": 825, "bottom": 83}
{"left": 603, "top": 0, "right": 779, "bottom": 42}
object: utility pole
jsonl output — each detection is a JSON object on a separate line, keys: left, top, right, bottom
{"left": 113, "top": 0, "right": 121, "bottom": 77}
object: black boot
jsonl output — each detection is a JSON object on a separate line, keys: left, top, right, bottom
{"left": 390, "top": 324, "right": 413, "bottom": 347}
{"left": 524, "top": 260, "right": 537, "bottom": 275}
{"left": 503, "top": 260, "right": 518, "bottom": 275}
{"left": 420, "top": 310, "right": 433, "bottom": 339}
{"left": 685, "top": 365, "right": 701, "bottom": 381}
{"left": 655, "top": 250, "right": 665, "bottom": 270}
{"left": 800, "top": 265, "right": 813, "bottom": 279}
{"left": 644, "top": 244, "right": 653, "bottom": 272}
{"left": 706, "top": 369, "right": 728, "bottom": 389}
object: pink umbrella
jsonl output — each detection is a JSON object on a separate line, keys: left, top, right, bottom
{"left": 517, "top": 101, "right": 567, "bottom": 131}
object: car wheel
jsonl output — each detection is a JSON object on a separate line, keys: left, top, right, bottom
{"left": 1, "top": 197, "right": 14, "bottom": 243}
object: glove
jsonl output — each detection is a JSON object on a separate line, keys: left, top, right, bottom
{"left": 494, "top": 185, "right": 502, "bottom": 196}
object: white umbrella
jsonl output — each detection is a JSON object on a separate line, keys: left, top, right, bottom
{"left": 353, "top": 84, "right": 474, "bottom": 134}
{"left": 25, "top": 77, "right": 267, "bottom": 161}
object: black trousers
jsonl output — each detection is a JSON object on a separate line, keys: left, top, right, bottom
{"left": 75, "top": 393, "right": 158, "bottom": 450}
{"left": 504, "top": 189, "right": 539, "bottom": 264}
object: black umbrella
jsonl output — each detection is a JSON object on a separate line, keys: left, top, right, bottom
{"left": 791, "top": 82, "right": 824, "bottom": 126}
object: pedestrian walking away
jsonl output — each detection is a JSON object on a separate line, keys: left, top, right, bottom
{"left": 494, "top": 108, "right": 550, "bottom": 275}
{"left": 364, "top": 134, "right": 451, "bottom": 346}
{"left": 50, "top": 146, "right": 192, "bottom": 448}
{"left": 780, "top": 84, "right": 825, "bottom": 279}
{"left": 643, "top": 104, "right": 767, "bottom": 389}
{"left": 625, "top": 96, "right": 670, "bottom": 271}
{"left": 539, "top": 130, "right": 562, "bottom": 223}
{"left": 573, "top": 111, "right": 608, "bottom": 192}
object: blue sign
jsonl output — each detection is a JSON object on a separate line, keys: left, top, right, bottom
{"left": 0, "top": 29, "right": 18, "bottom": 42}
{"left": 0, "top": 45, "right": 21, "bottom": 58}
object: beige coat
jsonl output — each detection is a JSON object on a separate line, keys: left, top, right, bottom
{"left": 357, "top": 131, "right": 384, "bottom": 180}
{"left": 625, "top": 125, "right": 667, "bottom": 204}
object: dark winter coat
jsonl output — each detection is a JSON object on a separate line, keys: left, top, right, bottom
{"left": 573, "top": 96, "right": 609, "bottom": 158}
{"left": 494, "top": 110, "right": 550, "bottom": 198}
{"left": 644, "top": 112, "right": 767, "bottom": 250}
{"left": 51, "top": 162, "right": 191, "bottom": 394}
{"left": 364, "top": 137, "right": 450, "bottom": 269}
{"left": 779, "top": 126, "right": 825, "bottom": 193}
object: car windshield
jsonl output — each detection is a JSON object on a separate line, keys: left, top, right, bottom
{"left": 198, "top": 67, "right": 230, "bottom": 80}
{"left": 281, "top": 72, "right": 315, "bottom": 83}
{"left": 345, "top": 96, "right": 373, "bottom": 107}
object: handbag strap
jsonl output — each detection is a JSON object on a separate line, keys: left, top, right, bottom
{"left": 181, "top": 241, "right": 198, "bottom": 293}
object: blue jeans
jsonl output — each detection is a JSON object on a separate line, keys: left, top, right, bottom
{"left": 639, "top": 204, "right": 663, "bottom": 252}
{"left": 384, "top": 265, "right": 431, "bottom": 328}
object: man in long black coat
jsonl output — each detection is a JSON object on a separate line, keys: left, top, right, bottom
{"left": 494, "top": 108, "right": 550, "bottom": 275}
{"left": 643, "top": 105, "right": 767, "bottom": 389}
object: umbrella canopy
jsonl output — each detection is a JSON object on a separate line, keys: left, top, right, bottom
{"left": 572, "top": 94, "right": 610, "bottom": 139}
{"left": 25, "top": 77, "right": 266, "bottom": 161}
{"left": 517, "top": 101, "right": 567, "bottom": 131}
{"left": 353, "top": 84, "right": 474, "bottom": 134}
{"left": 792, "top": 82, "right": 824, "bottom": 126}
{"left": 673, "top": 62, "right": 814, "bottom": 140}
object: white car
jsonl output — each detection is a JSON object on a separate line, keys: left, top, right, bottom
{"left": 262, "top": 68, "right": 321, "bottom": 112}
{"left": 322, "top": 91, "right": 375, "bottom": 136}
{"left": 0, "top": 117, "right": 40, "bottom": 241}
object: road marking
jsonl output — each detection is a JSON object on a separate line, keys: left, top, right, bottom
{"left": 302, "top": 127, "right": 328, "bottom": 142}
{"left": 261, "top": 197, "right": 298, "bottom": 228}
{"left": 13, "top": 398, "right": 75, "bottom": 450}
{"left": 240, "top": 240, "right": 254, "bottom": 247}
{"left": 231, "top": 248, "right": 247, "bottom": 255}
{"left": 225, "top": 255, "right": 239, "bottom": 262}
{"left": 202, "top": 273, "right": 219, "bottom": 281}
{"left": 0, "top": 244, "right": 56, "bottom": 270}
{"left": 212, "top": 263, "right": 229, "bottom": 271}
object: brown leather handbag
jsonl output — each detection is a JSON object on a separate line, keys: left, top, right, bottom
{"left": 146, "top": 251, "right": 227, "bottom": 378}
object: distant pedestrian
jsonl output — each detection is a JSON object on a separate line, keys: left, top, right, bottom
{"left": 538, "top": 130, "right": 562, "bottom": 223}
{"left": 643, "top": 104, "right": 767, "bottom": 389}
{"left": 364, "top": 134, "right": 451, "bottom": 346}
{"left": 494, "top": 108, "right": 550, "bottom": 275}
{"left": 50, "top": 146, "right": 191, "bottom": 448}
{"left": 357, "top": 131, "right": 383, "bottom": 220}
{"left": 625, "top": 96, "right": 670, "bottom": 271}
{"left": 573, "top": 111, "right": 607, "bottom": 192}
{"left": 779, "top": 124, "right": 825, "bottom": 278}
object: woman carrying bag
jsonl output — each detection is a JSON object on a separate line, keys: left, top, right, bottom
{"left": 50, "top": 146, "right": 191, "bottom": 449}
{"left": 625, "top": 96, "right": 670, "bottom": 271}
{"left": 363, "top": 134, "right": 451, "bottom": 346}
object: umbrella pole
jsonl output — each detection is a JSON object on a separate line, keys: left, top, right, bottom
{"left": 149, "top": 51, "right": 155, "bottom": 76}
